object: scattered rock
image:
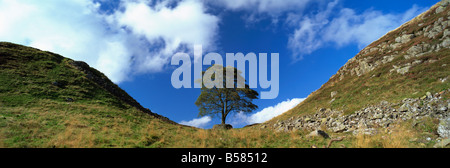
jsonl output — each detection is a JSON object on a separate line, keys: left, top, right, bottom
{"left": 321, "top": 118, "right": 327, "bottom": 124}
{"left": 401, "top": 66, "right": 411, "bottom": 74}
{"left": 329, "top": 98, "right": 335, "bottom": 103}
{"left": 437, "top": 117, "right": 450, "bottom": 138}
{"left": 433, "top": 138, "right": 450, "bottom": 148}
{"left": 333, "top": 123, "right": 346, "bottom": 133}
{"left": 51, "top": 81, "right": 67, "bottom": 88}
{"left": 271, "top": 90, "right": 450, "bottom": 136}
{"left": 441, "top": 38, "right": 450, "bottom": 48}
{"left": 306, "top": 130, "right": 330, "bottom": 139}
{"left": 66, "top": 98, "right": 74, "bottom": 102}
{"left": 426, "top": 92, "right": 433, "bottom": 99}
{"left": 436, "top": 6, "right": 445, "bottom": 14}
{"left": 331, "top": 91, "right": 338, "bottom": 98}
{"left": 395, "top": 34, "right": 414, "bottom": 43}
{"left": 399, "top": 103, "right": 409, "bottom": 112}
{"left": 212, "top": 124, "right": 233, "bottom": 130}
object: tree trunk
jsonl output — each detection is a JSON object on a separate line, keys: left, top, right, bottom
{"left": 222, "top": 99, "right": 227, "bottom": 124}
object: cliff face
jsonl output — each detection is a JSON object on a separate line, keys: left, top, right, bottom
{"left": 266, "top": 0, "right": 450, "bottom": 133}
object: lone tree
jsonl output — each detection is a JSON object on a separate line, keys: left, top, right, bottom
{"left": 195, "top": 65, "right": 258, "bottom": 125}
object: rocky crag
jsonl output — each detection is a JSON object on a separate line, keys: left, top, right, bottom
{"left": 333, "top": 0, "right": 450, "bottom": 81}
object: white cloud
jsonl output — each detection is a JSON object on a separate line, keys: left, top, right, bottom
{"left": 0, "top": 0, "right": 220, "bottom": 83}
{"left": 113, "top": 0, "right": 219, "bottom": 74}
{"left": 288, "top": 2, "right": 426, "bottom": 60}
{"left": 0, "top": 0, "right": 132, "bottom": 83}
{"left": 230, "top": 98, "right": 305, "bottom": 127}
{"left": 208, "top": 0, "right": 315, "bottom": 24}
{"left": 210, "top": 0, "right": 312, "bottom": 14}
{"left": 179, "top": 116, "right": 212, "bottom": 128}
{"left": 323, "top": 5, "right": 424, "bottom": 48}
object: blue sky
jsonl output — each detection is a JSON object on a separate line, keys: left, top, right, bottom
{"left": 0, "top": 0, "right": 440, "bottom": 128}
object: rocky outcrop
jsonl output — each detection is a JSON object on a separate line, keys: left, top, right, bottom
{"left": 332, "top": 0, "right": 450, "bottom": 81}
{"left": 268, "top": 90, "right": 450, "bottom": 136}
{"left": 212, "top": 124, "right": 233, "bottom": 130}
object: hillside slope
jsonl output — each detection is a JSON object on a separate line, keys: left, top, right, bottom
{"left": 266, "top": 1, "right": 450, "bottom": 132}
{"left": 0, "top": 42, "right": 175, "bottom": 124}
{"left": 0, "top": 42, "right": 323, "bottom": 148}
{"left": 0, "top": 42, "right": 191, "bottom": 147}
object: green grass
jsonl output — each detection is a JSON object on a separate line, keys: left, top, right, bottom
{"left": 1, "top": 42, "right": 350, "bottom": 148}
{"left": 1, "top": 1, "right": 449, "bottom": 148}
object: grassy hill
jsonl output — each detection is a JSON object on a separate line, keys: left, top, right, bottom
{"left": 0, "top": 42, "right": 350, "bottom": 148}
{"left": 2, "top": 41, "right": 431, "bottom": 148}
{"left": 1, "top": 1, "right": 449, "bottom": 148}
{"left": 0, "top": 42, "right": 187, "bottom": 147}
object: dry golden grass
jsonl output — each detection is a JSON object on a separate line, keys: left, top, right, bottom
{"left": 1, "top": 98, "right": 441, "bottom": 148}
{"left": 354, "top": 125, "right": 418, "bottom": 148}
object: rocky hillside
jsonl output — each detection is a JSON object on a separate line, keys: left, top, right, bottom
{"left": 265, "top": 0, "right": 450, "bottom": 137}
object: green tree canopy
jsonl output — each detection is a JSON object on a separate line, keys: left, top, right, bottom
{"left": 195, "top": 65, "right": 258, "bottom": 125}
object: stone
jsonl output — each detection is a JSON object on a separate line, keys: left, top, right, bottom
{"left": 270, "top": 90, "right": 450, "bottom": 138}
{"left": 66, "top": 98, "right": 74, "bottom": 102}
{"left": 329, "top": 98, "right": 335, "bottom": 103}
{"left": 436, "top": 6, "right": 445, "bottom": 14}
{"left": 407, "top": 45, "right": 423, "bottom": 55}
{"left": 444, "top": 29, "right": 450, "bottom": 38}
{"left": 420, "top": 95, "right": 427, "bottom": 100}
{"left": 399, "top": 103, "right": 409, "bottom": 112}
{"left": 441, "top": 38, "right": 450, "bottom": 48}
{"left": 395, "top": 34, "right": 414, "bottom": 43}
{"left": 390, "top": 43, "right": 402, "bottom": 50}
{"left": 426, "top": 92, "right": 433, "bottom": 99}
{"left": 441, "top": 0, "right": 450, "bottom": 7}
{"left": 304, "top": 118, "right": 311, "bottom": 122}
{"left": 433, "top": 138, "right": 450, "bottom": 148}
{"left": 306, "top": 130, "right": 330, "bottom": 139}
{"left": 321, "top": 118, "right": 327, "bottom": 124}
{"left": 396, "top": 66, "right": 411, "bottom": 75}
{"left": 212, "top": 124, "right": 233, "bottom": 130}
{"left": 52, "top": 81, "right": 61, "bottom": 87}
{"left": 333, "top": 123, "right": 346, "bottom": 133}
{"left": 331, "top": 91, "right": 338, "bottom": 98}
{"left": 412, "top": 60, "right": 423, "bottom": 65}
{"left": 437, "top": 117, "right": 450, "bottom": 138}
